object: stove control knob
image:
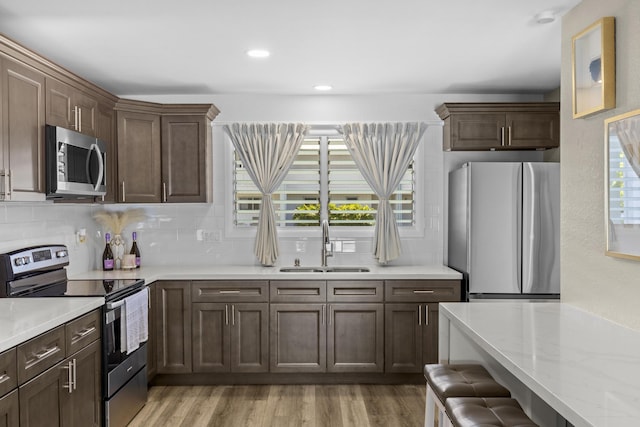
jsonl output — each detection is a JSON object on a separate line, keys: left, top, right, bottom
{"left": 23, "top": 257, "right": 31, "bottom": 264}
{"left": 14, "top": 258, "right": 24, "bottom": 266}
{"left": 56, "top": 250, "right": 68, "bottom": 258}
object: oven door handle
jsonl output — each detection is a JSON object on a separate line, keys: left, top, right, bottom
{"left": 106, "top": 299, "right": 125, "bottom": 310}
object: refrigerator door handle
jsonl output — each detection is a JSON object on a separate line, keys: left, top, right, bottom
{"left": 522, "top": 164, "right": 536, "bottom": 294}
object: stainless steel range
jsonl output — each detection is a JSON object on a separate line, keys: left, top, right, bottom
{"left": 0, "top": 244, "right": 148, "bottom": 427}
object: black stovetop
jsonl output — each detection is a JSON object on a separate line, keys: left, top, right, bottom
{"left": 64, "top": 279, "right": 145, "bottom": 301}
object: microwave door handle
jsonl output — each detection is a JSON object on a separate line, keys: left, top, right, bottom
{"left": 86, "top": 143, "right": 104, "bottom": 191}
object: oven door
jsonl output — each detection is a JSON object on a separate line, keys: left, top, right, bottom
{"left": 103, "top": 291, "right": 148, "bottom": 427}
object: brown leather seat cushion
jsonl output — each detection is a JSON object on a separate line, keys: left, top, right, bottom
{"left": 446, "top": 397, "right": 538, "bottom": 427}
{"left": 423, "top": 364, "right": 511, "bottom": 404}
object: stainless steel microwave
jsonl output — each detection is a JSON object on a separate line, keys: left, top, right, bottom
{"left": 45, "top": 125, "right": 107, "bottom": 199}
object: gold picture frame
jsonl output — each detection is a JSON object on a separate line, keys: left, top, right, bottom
{"left": 605, "top": 109, "right": 640, "bottom": 261}
{"left": 572, "top": 17, "right": 615, "bottom": 119}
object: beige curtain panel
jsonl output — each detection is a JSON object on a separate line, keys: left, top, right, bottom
{"left": 224, "top": 123, "right": 310, "bottom": 266}
{"left": 341, "top": 122, "right": 427, "bottom": 263}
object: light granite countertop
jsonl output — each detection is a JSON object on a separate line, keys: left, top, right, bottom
{"left": 440, "top": 302, "right": 640, "bottom": 427}
{"left": 68, "top": 264, "right": 462, "bottom": 282}
{"left": 0, "top": 297, "right": 104, "bottom": 353}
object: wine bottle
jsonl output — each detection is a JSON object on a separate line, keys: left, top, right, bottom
{"left": 130, "top": 231, "right": 141, "bottom": 268}
{"left": 103, "top": 233, "right": 114, "bottom": 271}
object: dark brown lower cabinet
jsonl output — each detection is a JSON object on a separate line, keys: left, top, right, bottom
{"left": 18, "top": 339, "right": 101, "bottom": 427}
{"left": 156, "top": 281, "right": 192, "bottom": 373}
{"left": 384, "top": 303, "right": 438, "bottom": 373}
{"left": 327, "top": 303, "right": 384, "bottom": 373}
{"left": 0, "top": 390, "right": 18, "bottom": 427}
{"left": 270, "top": 304, "right": 326, "bottom": 373}
{"left": 192, "top": 302, "right": 268, "bottom": 373}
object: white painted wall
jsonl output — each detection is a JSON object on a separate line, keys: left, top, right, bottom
{"left": 1, "top": 93, "right": 541, "bottom": 273}
{"left": 561, "top": 0, "right": 640, "bottom": 329}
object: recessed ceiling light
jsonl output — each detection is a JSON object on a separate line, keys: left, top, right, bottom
{"left": 246, "top": 49, "right": 270, "bottom": 58}
{"left": 313, "top": 85, "right": 333, "bottom": 91}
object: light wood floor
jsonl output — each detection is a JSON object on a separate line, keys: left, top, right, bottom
{"left": 128, "top": 384, "right": 426, "bottom": 427}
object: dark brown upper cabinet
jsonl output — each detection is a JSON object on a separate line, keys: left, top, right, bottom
{"left": 436, "top": 102, "right": 560, "bottom": 151}
{"left": 115, "top": 100, "right": 219, "bottom": 203}
{"left": 45, "top": 77, "right": 98, "bottom": 137}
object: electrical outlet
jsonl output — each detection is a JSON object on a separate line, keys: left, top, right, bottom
{"left": 342, "top": 241, "right": 356, "bottom": 253}
{"left": 296, "top": 241, "right": 306, "bottom": 253}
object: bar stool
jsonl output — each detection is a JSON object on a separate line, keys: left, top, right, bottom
{"left": 444, "top": 397, "right": 539, "bottom": 427}
{"left": 423, "top": 364, "right": 511, "bottom": 427}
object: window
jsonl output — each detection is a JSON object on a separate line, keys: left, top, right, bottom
{"left": 609, "top": 135, "right": 640, "bottom": 224}
{"left": 233, "top": 130, "right": 415, "bottom": 228}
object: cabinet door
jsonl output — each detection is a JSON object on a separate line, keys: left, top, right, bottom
{"left": 449, "top": 113, "right": 505, "bottom": 150}
{"left": 270, "top": 304, "right": 326, "bottom": 373}
{"left": 422, "top": 304, "right": 439, "bottom": 365}
{"left": 156, "top": 281, "right": 191, "bottom": 373}
{"left": 1, "top": 58, "right": 46, "bottom": 200}
{"left": 116, "top": 110, "right": 161, "bottom": 203}
{"left": 161, "top": 115, "right": 209, "bottom": 202}
{"left": 192, "top": 303, "right": 230, "bottom": 373}
{"left": 327, "top": 303, "right": 383, "bottom": 373}
{"left": 45, "top": 78, "right": 97, "bottom": 136}
{"left": 506, "top": 112, "right": 560, "bottom": 149}
{"left": 384, "top": 303, "right": 422, "bottom": 373}
{"left": 18, "top": 361, "right": 69, "bottom": 427}
{"left": 45, "top": 77, "right": 74, "bottom": 130}
{"left": 146, "top": 282, "right": 157, "bottom": 381}
{"left": 0, "top": 390, "right": 18, "bottom": 427}
{"left": 96, "top": 102, "right": 116, "bottom": 203}
{"left": 68, "top": 340, "right": 101, "bottom": 427}
{"left": 231, "top": 303, "right": 268, "bottom": 373}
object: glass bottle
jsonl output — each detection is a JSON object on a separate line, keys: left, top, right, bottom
{"left": 130, "top": 231, "right": 141, "bottom": 268}
{"left": 103, "top": 233, "right": 114, "bottom": 271}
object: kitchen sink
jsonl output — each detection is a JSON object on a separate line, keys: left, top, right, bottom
{"left": 279, "top": 266, "right": 370, "bottom": 273}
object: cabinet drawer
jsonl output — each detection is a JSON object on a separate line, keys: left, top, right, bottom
{"left": 384, "top": 280, "right": 461, "bottom": 302}
{"left": 270, "top": 281, "right": 326, "bottom": 303}
{"left": 192, "top": 281, "right": 268, "bottom": 302}
{"left": 0, "top": 348, "right": 17, "bottom": 397}
{"left": 327, "top": 281, "right": 383, "bottom": 302}
{"left": 17, "top": 326, "right": 65, "bottom": 384}
{"left": 66, "top": 309, "right": 101, "bottom": 356}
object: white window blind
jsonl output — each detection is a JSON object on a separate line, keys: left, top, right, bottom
{"left": 609, "top": 136, "right": 640, "bottom": 224}
{"left": 234, "top": 133, "right": 415, "bottom": 228}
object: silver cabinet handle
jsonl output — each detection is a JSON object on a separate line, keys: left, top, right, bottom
{"left": 72, "top": 358, "right": 77, "bottom": 390}
{"left": 35, "top": 346, "right": 59, "bottom": 361}
{"left": 219, "top": 290, "right": 240, "bottom": 294}
{"left": 225, "top": 304, "right": 229, "bottom": 325}
{"left": 63, "top": 361, "right": 73, "bottom": 393}
{"left": 121, "top": 181, "right": 126, "bottom": 202}
{"left": 424, "top": 305, "right": 429, "bottom": 326}
{"left": 163, "top": 182, "right": 167, "bottom": 202}
{"left": 0, "top": 374, "right": 10, "bottom": 384}
{"left": 73, "top": 326, "right": 96, "bottom": 340}
{"left": 501, "top": 126, "right": 505, "bottom": 146}
{"left": 0, "top": 170, "right": 9, "bottom": 200}
{"left": 418, "top": 304, "right": 422, "bottom": 326}
{"left": 413, "top": 290, "right": 434, "bottom": 294}
{"left": 78, "top": 108, "right": 82, "bottom": 133}
{"left": 329, "top": 305, "right": 332, "bottom": 326}
{"left": 322, "top": 305, "right": 326, "bottom": 325}
{"left": 507, "top": 126, "right": 512, "bottom": 146}
{"left": 232, "top": 304, "right": 235, "bottom": 326}
{"left": 73, "top": 106, "right": 78, "bottom": 131}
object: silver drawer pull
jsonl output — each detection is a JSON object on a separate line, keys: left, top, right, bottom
{"left": 413, "top": 290, "right": 435, "bottom": 294}
{"left": 219, "top": 290, "right": 241, "bottom": 294}
{"left": 74, "top": 326, "right": 96, "bottom": 339}
{"left": 35, "top": 346, "right": 59, "bottom": 360}
{"left": 0, "top": 373, "right": 10, "bottom": 384}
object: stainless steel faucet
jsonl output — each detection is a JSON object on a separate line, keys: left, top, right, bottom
{"left": 321, "top": 219, "right": 333, "bottom": 267}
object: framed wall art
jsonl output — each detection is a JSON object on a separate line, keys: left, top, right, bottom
{"left": 572, "top": 17, "right": 615, "bottom": 119}
{"left": 605, "top": 109, "right": 640, "bottom": 260}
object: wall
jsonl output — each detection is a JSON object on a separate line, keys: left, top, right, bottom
{"left": 561, "top": 0, "right": 640, "bottom": 329}
{"left": 1, "top": 93, "right": 541, "bottom": 272}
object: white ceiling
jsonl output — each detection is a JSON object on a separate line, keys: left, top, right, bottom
{"left": 0, "top": 0, "right": 581, "bottom": 97}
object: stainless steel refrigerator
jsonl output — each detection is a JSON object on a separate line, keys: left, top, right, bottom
{"left": 448, "top": 162, "right": 560, "bottom": 299}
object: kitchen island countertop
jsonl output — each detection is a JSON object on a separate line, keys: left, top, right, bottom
{"left": 0, "top": 297, "right": 104, "bottom": 353}
{"left": 68, "top": 264, "right": 462, "bottom": 282}
{"left": 439, "top": 301, "right": 640, "bottom": 427}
